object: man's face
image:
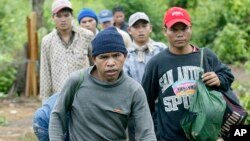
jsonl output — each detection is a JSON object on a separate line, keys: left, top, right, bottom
{"left": 113, "top": 11, "right": 125, "bottom": 25}
{"left": 79, "top": 17, "right": 97, "bottom": 34}
{"left": 128, "top": 20, "right": 152, "bottom": 45}
{"left": 101, "top": 21, "right": 112, "bottom": 29}
{"left": 53, "top": 9, "right": 73, "bottom": 31}
{"left": 92, "top": 52, "right": 126, "bottom": 82}
{"left": 164, "top": 22, "right": 192, "bottom": 49}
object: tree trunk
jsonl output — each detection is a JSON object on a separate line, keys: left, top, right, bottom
{"left": 32, "top": 0, "right": 45, "bottom": 30}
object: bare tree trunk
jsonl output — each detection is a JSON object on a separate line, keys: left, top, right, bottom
{"left": 32, "top": 0, "right": 45, "bottom": 30}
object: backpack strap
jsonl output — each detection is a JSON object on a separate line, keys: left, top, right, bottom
{"left": 68, "top": 70, "right": 84, "bottom": 110}
{"left": 199, "top": 48, "right": 205, "bottom": 79}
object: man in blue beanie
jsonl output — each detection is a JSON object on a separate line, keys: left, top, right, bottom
{"left": 49, "top": 27, "right": 157, "bottom": 141}
{"left": 78, "top": 8, "right": 99, "bottom": 36}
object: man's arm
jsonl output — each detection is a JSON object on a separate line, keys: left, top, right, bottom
{"left": 141, "top": 62, "right": 159, "bottom": 113}
{"left": 39, "top": 37, "right": 52, "bottom": 103}
{"left": 131, "top": 86, "right": 157, "bottom": 141}
{"left": 87, "top": 45, "right": 94, "bottom": 66}
{"left": 204, "top": 48, "right": 234, "bottom": 91}
{"left": 49, "top": 71, "right": 80, "bottom": 140}
{"left": 85, "top": 29, "right": 94, "bottom": 66}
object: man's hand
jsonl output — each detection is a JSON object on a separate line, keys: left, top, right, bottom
{"left": 202, "top": 72, "right": 220, "bottom": 87}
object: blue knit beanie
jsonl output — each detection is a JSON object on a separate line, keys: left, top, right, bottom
{"left": 92, "top": 27, "right": 127, "bottom": 56}
{"left": 77, "top": 8, "right": 98, "bottom": 23}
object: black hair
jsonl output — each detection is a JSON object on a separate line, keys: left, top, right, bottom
{"left": 62, "top": 7, "right": 73, "bottom": 14}
{"left": 112, "top": 6, "right": 124, "bottom": 15}
{"left": 53, "top": 7, "right": 73, "bottom": 16}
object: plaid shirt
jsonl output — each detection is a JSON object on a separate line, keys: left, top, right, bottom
{"left": 39, "top": 26, "right": 94, "bottom": 102}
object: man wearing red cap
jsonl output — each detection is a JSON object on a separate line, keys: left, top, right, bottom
{"left": 142, "top": 7, "right": 236, "bottom": 141}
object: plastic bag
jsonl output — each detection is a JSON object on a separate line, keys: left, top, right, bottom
{"left": 180, "top": 80, "right": 226, "bottom": 141}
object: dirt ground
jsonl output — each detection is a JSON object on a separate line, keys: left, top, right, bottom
{"left": 0, "top": 97, "right": 41, "bottom": 141}
{"left": 0, "top": 65, "right": 249, "bottom": 141}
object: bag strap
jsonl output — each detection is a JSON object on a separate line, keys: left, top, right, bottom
{"left": 199, "top": 48, "right": 205, "bottom": 78}
{"left": 200, "top": 48, "right": 204, "bottom": 69}
{"left": 68, "top": 70, "right": 84, "bottom": 110}
{"left": 200, "top": 48, "right": 211, "bottom": 74}
{"left": 76, "top": 70, "right": 84, "bottom": 95}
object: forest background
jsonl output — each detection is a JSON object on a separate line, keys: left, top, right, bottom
{"left": 0, "top": 0, "right": 250, "bottom": 127}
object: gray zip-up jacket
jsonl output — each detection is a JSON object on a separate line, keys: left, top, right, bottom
{"left": 49, "top": 66, "right": 156, "bottom": 141}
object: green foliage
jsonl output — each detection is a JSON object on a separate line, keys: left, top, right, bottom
{"left": 212, "top": 23, "right": 248, "bottom": 64}
{"left": 167, "top": 0, "right": 198, "bottom": 8}
{"left": 102, "top": 0, "right": 167, "bottom": 42}
{"left": 190, "top": 0, "right": 225, "bottom": 47}
{"left": 0, "top": 66, "right": 17, "bottom": 94}
{"left": 232, "top": 82, "right": 250, "bottom": 124}
{"left": 0, "top": 115, "right": 8, "bottom": 126}
{"left": 0, "top": 0, "right": 30, "bottom": 54}
{"left": 0, "top": 0, "right": 29, "bottom": 94}
{"left": 223, "top": 0, "right": 250, "bottom": 26}
{"left": 0, "top": 46, "right": 19, "bottom": 94}
{"left": 190, "top": 0, "right": 250, "bottom": 64}
{"left": 42, "top": 0, "right": 106, "bottom": 32}
{"left": 0, "top": 53, "right": 17, "bottom": 94}
{"left": 241, "top": 94, "right": 250, "bottom": 124}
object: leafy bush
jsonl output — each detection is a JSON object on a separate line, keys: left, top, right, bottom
{"left": 0, "top": 0, "right": 28, "bottom": 94}
{"left": 0, "top": 0, "right": 30, "bottom": 54}
{"left": 0, "top": 115, "right": 8, "bottom": 126}
{"left": 223, "top": 0, "right": 250, "bottom": 27}
{"left": 241, "top": 94, "right": 250, "bottom": 124}
{"left": 0, "top": 54, "right": 17, "bottom": 94}
{"left": 0, "top": 66, "right": 17, "bottom": 94}
{"left": 212, "top": 23, "right": 249, "bottom": 64}
{"left": 232, "top": 82, "right": 250, "bottom": 124}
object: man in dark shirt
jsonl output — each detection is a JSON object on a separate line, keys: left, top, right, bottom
{"left": 142, "top": 7, "right": 235, "bottom": 141}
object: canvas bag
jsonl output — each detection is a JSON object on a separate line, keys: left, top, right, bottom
{"left": 180, "top": 48, "right": 226, "bottom": 141}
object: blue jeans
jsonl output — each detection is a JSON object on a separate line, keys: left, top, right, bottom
{"left": 33, "top": 114, "right": 69, "bottom": 141}
{"left": 32, "top": 93, "right": 70, "bottom": 141}
{"left": 33, "top": 109, "right": 49, "bottom": 141}
{"left": 32, "top": 93, "right": 58, "bottom": 141}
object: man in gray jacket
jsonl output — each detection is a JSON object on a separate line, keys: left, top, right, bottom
{"left": 49, "top": 26, "right": 156, "bottom": 141}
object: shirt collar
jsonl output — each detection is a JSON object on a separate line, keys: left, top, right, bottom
{"left": 129, "top": 38, "right": 154, "bottom": 53}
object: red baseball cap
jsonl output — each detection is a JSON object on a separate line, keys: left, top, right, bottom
{"left": 163, "top": 7, "right": 191, "bottom": 28}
